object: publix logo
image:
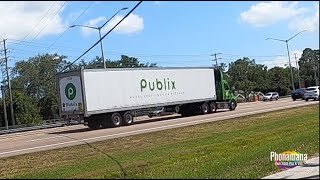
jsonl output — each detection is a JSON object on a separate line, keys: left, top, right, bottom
{"left": 140, "top": 78, "right": 176, "bottom": 92}
{"left": 65, "top": 83, "right": 76, "bottom": 100}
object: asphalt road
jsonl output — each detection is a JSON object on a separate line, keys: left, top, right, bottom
{"left": 0, "top": 98, "right": 318, "bottom": 158}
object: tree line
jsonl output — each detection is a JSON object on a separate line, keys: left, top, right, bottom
{"left": 0, "top": 48, "right": 318, "bottom": 126}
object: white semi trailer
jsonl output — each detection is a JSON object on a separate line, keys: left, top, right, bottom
{"left": 57, "top": 67, "right": 237, "bottom": 129}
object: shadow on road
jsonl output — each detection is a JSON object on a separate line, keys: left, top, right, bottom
{"left": 49, "top": 127, "right": 92, "bottom": 134}
{"left": 49, "top": 111, "right": 226, "bottom": 135}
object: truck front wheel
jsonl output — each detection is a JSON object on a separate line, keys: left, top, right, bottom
{"left": 229, "top": 100, "right": 236, "bottom": 111}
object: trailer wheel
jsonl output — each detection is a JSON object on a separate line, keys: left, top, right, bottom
{"left": 201, "top": 103, "right": 209, "bottom": 114}
{"left": 209, "top": 102, "right": 217, "bottom": 113}
{"left": 110, "top": 113, "right": 122, "bottom": 127}
{"left": 229, "top": 100, "right": 236, "bottom": 111}
{"left": 122, "top": 112, "right": 134, "bottom": 126}
{"left": 174, "top": 105, "right": 180, "bottom": 113}
{"left": 88, "top": 119, "right": 100, "bottom": 130}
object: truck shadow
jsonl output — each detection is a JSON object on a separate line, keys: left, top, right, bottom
{"left": 49, "top": 111, "right": 225, "bottom": 135}
{"left": 49, "top": 128, "right": 91, "bottom": 134}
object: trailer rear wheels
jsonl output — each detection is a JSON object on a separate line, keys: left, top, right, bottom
{"left": 209, "top": 102, "right": 217, "bottom": 113}
{"left": 201, "top": 103, "right": 209, "bottom": 114}
{"left": 122, "top": 112, "right": 134, "bottom": 126}
{"left": 110, "top": 113, "right": 122, "bottom": 127}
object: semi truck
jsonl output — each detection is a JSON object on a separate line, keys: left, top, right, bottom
{"left": 56, "top": 67, "right": 237, "bottom": 129}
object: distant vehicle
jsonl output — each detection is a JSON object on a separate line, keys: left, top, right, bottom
{"left": 148, "top": 107, "right": 174, "bottom": 118}
{"left": 291, "top": 88, "right": 306, "bottom": 101}
{"left": 304, "top": 86, "right": 319, "bottom": 101}
{"left": 263, "top": 92, "right": 279, "bottom": 101}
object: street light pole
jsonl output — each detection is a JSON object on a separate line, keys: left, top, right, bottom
{"left": 98, "top": 28, "right": 106, "bottom": 69}
{"left": 294, "top": 53, "right": 301, "bottom": 88}
{"left": 70, "top": 7, "right": 128, "bottom": 69}
{"left": 265, "top": 30, "right": 307, "bottom": 92}
{"left": 285, "top": 40, "right": 295, "bottom": 91}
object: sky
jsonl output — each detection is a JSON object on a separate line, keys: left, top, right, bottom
{"left": 0, "top": 1, "right": 319, "bottom": 78}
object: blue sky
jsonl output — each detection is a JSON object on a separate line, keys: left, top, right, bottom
{"left": 0, "top": 1, "right": 319, "bottom": 75}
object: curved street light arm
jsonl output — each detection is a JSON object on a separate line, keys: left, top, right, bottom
{"left": 265, "top": 37, "right": 286, "bottom": 42}
{"left": 287, "top": 30, "right": 307, "bottom": 42}
{"left": 100, "top": 7, "right": 129, "bottom": 29}
{"left": 70, "top": 24, "right": 99, "bottom": 30}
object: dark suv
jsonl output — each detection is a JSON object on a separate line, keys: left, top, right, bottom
{"left": 291, "top": 88, "right": 306, "bottom": 101}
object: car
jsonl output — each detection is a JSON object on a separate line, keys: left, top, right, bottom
{"left": 304, "top": 86, "right": 319, "bottom": 101}
{"left": 291, "top": 88, "right": 306, "bottom": 101}
{"left": 148, "top": 107, "right": 174, "bottom": 118}
{"left": 263, "top": 92, "right": 279, "bottom": 101}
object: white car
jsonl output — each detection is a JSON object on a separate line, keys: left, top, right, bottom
{"left": 263, "top": 92, "right": 279, "bottom": 101}
{"left": 304, "top": 86, "right": 319, "bottom": 101}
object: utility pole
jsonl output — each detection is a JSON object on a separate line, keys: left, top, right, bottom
{"left": 3, "top": 39, "right": 15, "bottom": 127}
{"left": 210, "top": 53, "right": 222, "bottom": 68}
{"left": 294, "top": 53, "right": 301, "bottom": 88}
{"left": 1, "top": 85, "right": 8, "bottom": 129}
{"left": 314, "top": 54, "right": 319, "bottom": 86}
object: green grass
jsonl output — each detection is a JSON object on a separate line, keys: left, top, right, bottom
{"left": 0, "top": 104, "right": 319, "bottom": 179}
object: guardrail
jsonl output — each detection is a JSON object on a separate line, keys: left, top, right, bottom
{"left": 0, "top": 119, "right": 69, "bottom": 135}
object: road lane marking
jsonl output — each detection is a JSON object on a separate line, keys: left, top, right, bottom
{"left": 25, "top": 136, "right": 63, "bottom": 143}
{"left": 0, "top": 102, "right": 317, "bottom": 157}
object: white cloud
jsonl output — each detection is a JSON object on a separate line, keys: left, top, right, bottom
{"left": 82, "top": 13, "right": 144, "bottom": 36}
{"left": 0, "top": 1, "right": 67, "bottom": 40}
{"left": 288, "top": 3, "right": 319, "bottom": 32}
{"left": 104, "top": 13, "right": 144, "bottom": 35}
{"left": 240, "top": 1, "right": 307, "bottom": 27}
{"left": 154, "top": 1, "right": 167, "bottom": 5}
{"left": 262, "top": 50, "right": 303, "bottom": 69}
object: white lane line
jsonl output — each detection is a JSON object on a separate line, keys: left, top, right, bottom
{"left": 25, "top": 136, "right": 63, "bottom": 143}
{"left": 1, "top": 101, "right": 277, "bottom": 140}
{"left": 0, "top": 102, "right": 317, "bottom": 157}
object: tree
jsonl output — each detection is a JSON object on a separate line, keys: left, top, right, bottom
{"left": 299, "top": 48, "right": 320, "bottom": 87}
{"left": 227, "top": 57, "right": 257, "bottom": 98}
{"left": 10, "top": 53, "right": 70, "bottom": 120}
{"left": 268, "top": 67, "right": 291, "bottom": 95}
{"left": 214, "top": 62, "right": 228, "bottom": 72}
{"left": 78, "top": 55, "right": 157, "bottom": 69}
{"left": 9, "top": 92, "right": 41, "bottom": 125}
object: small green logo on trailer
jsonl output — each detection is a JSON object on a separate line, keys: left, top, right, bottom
{"left": 65, "top": 83, "right": 76, "bottom": 100}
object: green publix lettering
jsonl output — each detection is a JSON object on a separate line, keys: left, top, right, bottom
{"left": 141, "top": 78, "right": 176, "bottom": 92}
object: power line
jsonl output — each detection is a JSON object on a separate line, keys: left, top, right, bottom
{"left": 60, "top": 1, "right": 143, "bottom": 73}
{"left": 31, "top": 2, "right": 67, "bottom": 42}
{"left": 25, "top": 1, "right": 143, "bottom": 91}
{"left": 21, "top": 2, "right": 57, "bottom": 41}
{"left": 42, "top": 1, "right": 95, "bottom": 53}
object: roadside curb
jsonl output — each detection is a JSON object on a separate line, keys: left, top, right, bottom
{"left": 262, "top": 157, "right": 319, "bottom": 179}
